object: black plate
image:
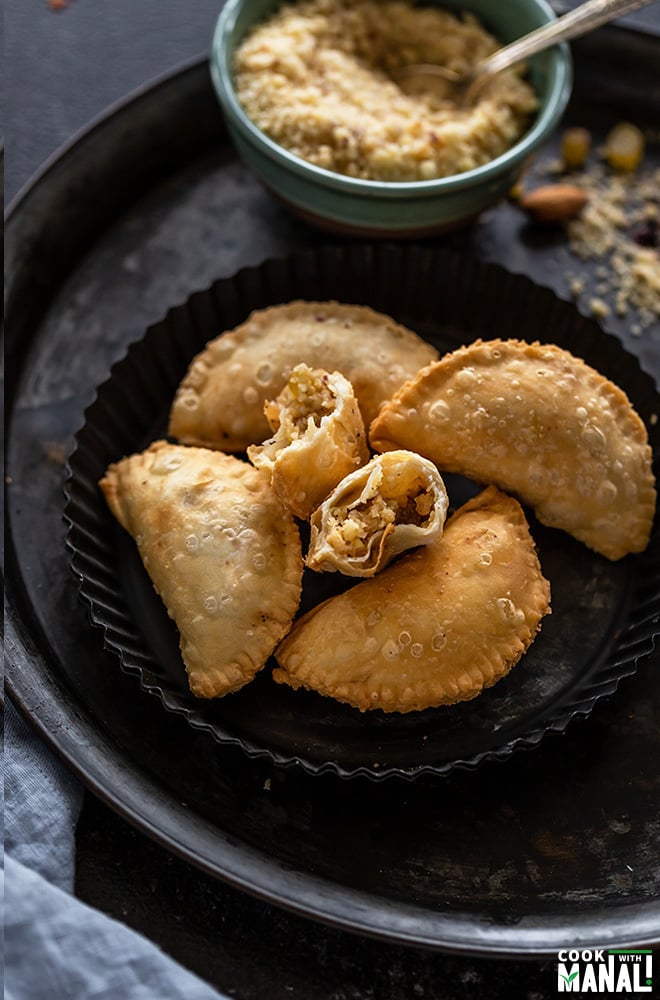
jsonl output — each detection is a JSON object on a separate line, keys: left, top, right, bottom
{"left": 64, "top": 245, "right": 660, "bottom": 780}
{"left": 6, "top": 28, "right": 660, "bottom": 955}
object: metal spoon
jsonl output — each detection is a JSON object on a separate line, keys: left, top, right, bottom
{"left": 392, "top": 0, "right": 658, "bottom": 104}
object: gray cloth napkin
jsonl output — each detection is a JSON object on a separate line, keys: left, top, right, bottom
{"left": 3, "top": 699, "right": 227, "bottom": 1000}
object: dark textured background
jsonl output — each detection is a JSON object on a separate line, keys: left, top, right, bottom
{"left": 5, "top": 2, "right": 659, "bottom": 998}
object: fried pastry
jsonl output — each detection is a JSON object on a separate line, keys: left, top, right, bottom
{"left": 247, "top": 363, "right": 369, "bottom": 519}
{"left": 274, "top": 486, "right": 551, "bottom": 713}
{"left": 168, "top": 300, "right": 438, "bottom": 451}
{"left": 370, "top": 339, "right": 656, "bottom": 561}
{"left": 306, "top": 450, "right": 448, "bottom": 577}
{"left": 99, "top": 441, "right": 303, "bottom": 699}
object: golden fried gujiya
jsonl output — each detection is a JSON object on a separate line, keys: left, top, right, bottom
{"left": 274, "top": 486, "right": 551, "bottom": 713}
{"left": 306, "top": 450, "right": 448, "bottom": 576}
{"left": 370, "top": 339, "right": 656, "bottom": 561}
{"left": 99, "top": 441, "right": 302, "bottom": 699}
{"left": 247, "top": 364, "right": 369, "bottom": 519}
{"left": 168, "top": 300, "right": 438, "bottom": 451}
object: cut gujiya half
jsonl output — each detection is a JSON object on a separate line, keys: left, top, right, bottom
{"left": 306, "top": 449, "right": 448, "bottom": 577}
{"left": 248, "top": 363, "right": 369, "bottom": 520}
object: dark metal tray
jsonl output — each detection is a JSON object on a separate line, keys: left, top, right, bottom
{"left": 6, "top": 25, "right": 660, "bottom": 955}
{"left": 64, "top": 245, "right": 658, "bottom": 782}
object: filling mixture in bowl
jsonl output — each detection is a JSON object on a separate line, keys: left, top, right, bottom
{"left": 233, "top": 0, "right": 538, "bottom": 182}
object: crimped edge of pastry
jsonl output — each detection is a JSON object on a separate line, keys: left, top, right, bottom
{"left": 274, "top": 486, "right": 551, "bottom": 713}
{"left": 168, "top": 299, "right": 438, "bottom": 450}
{"left": 100, "top": 441, "right": 303, "bottom": 700}
{"left": 370, "top": 338, "right": 656, "bottom": 561}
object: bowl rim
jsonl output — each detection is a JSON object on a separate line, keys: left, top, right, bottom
{"left": 210, "top": 0, "right": 573, "bottom": 199}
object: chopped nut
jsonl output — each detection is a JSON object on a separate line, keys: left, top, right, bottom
{"left": 604, "top": 122, "right": 645, "bottom": 172}
{"left": 520, "top": 184, "right": 589, "bottom": 223}
{"left": 561, "top": 126, "right": 591, "bottom": 170}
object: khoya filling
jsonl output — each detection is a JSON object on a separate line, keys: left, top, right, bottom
{"left": 325, "top": 470, "right": 436, "bottom": 561}
{"left": 265, "top": 365, "right": 337, "bottom": 445}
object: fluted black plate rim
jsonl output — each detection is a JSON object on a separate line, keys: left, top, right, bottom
{"left": 63, "top": 244, "right": 660, "bottom": 781}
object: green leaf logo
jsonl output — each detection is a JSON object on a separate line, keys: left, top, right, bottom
{"left": 559, "top": 972, "right": 579, "bottom": 985}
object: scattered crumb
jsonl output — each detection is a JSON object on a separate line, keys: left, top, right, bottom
{"left": 530, "top": 135, "right": 659, "bottom": 332}
{"left": 263, "top": 777, "right": 271, "bottom": 791}
{"left": 547, "top": 158, "right": 565, "bottom": 176}
{"left": 573, "top": 171, "right": 657, "bottom": 328}
{"left": 589, "top": 297, "right": 610, "bottom": 319}
{"left": 567, "top": 165, "right": 660, "bottom": 329}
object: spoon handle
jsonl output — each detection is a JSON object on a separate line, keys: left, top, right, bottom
{"left": 475, "top": 0, "right": 658, "bottom": 78}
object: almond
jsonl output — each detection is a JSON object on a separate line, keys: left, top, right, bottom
{"left": 520, "top": 184, "right": 589, "bottom": 223}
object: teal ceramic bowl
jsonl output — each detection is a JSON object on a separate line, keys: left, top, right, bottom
{"left": 210, "top": 0, "right": 572, "bottom": 237}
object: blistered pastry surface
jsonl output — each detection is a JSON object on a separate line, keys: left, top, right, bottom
{"left": 100, "top": 441, "right": 302, "bottom": 698}
{"left": 275, "top": 486, "right": 551, "bottom": 712}
{"left": 370, "top": 339, "right": 656, "bottom": 560}
{"left": 168, "top": 300, "right": 438, "bottom": 451}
